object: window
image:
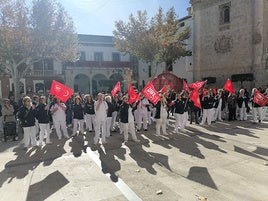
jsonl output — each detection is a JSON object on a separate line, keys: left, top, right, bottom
{"left": 94, "top": 52, "right": 103, "bottom": 62}
{"left": 180, "top": 22, "right": 185, "bottom": 27}
{"left": 33, "top": 59, "right": 53, "bottom": 70}
{"left": 80, "top": 51, "right": 86, "bottom": 61}
{"left": 112, "top": 52, "right": 120, "bottom": 62}
{"left": 219, "top": 2, "right": 231, "bottom": 25}
{"left": 148, "top": 65, "right": 152, "bottom": 77}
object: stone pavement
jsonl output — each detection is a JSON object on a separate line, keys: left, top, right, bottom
{"left": 0, "top": 117, "right": 268, "bottom": 201}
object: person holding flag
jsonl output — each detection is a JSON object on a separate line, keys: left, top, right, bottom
{"left": 251, "top": 88, "right": 265, "bottom": 123}
{"left": 136, "top": 93, "right": 150, "bottom": 132}
{"left": 154, "top": 93, "right": 168, "bottom": 136}
{"left": 200, "top": 90, "right": 214, "bottom": 126}
{"left": 50, "top": 98, "right": 69, "bottom": 140}
{"left": 119, "top": 95, "right": 140, "bottom": 143}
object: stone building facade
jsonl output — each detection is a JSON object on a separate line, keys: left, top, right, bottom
{"left": 190, "top": 0, "right": 268, "bottom": 90}
{"left": 64, "top": 35, "right": 134, "bottom": 96}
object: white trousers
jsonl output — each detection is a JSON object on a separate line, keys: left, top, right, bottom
{"left": 239, "top": 107, "right": 247, "bottom": 121}
{"left": 73, "top": 119, "right": 84, "bottom": 135}
{"left": 23, "top": 126, "right": 37, "bottom": 147}
{"left": 85, "top": 114, "right": 95, "bottom": 131}
{"left": 174, "top": 113, "right": 184, "bottom": 132}
{"left": 111, "top": 111, "right": 118, "bottom": 130}
{"left": 201, "top": 108, "right": 213, "bottom": 125}
{"left": 39, "top": 123, "right": 51, "bottom": 143}
{"left": 137, "top": 111, "right": 148, "bottom": 130}
{"left": 252, "top": 107, "right": 264, "bottom": 123}
{"left": 213, "top": 107, "right": 222, "bottom": 121}
{"left": 94, "top": 120, "right": 107, "bottom": 144}
{"left": 106, "top": 117, "right": 112, "bottom": 137}
{"left": 53, "top": 119, "right": 69, "bottom": 139}
{"left": 121, "top": 122, "right": 138, "bottom": 141}
{"left": 155, "top": 117, "right": 167, "bottom": 135}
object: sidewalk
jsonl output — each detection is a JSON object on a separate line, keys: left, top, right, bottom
{"left": 0, "top": 118, "right": 268, "bottom": 201}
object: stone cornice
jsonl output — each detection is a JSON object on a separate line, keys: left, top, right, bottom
{"left": 190, "top": 0, "right": 202, "bottom": 5}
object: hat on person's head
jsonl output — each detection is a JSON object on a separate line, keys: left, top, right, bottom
{"left": 3, "top": 98, "right": 10, "bottom": 102}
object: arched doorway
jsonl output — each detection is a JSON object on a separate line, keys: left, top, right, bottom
{"left": 74, "top": 74, "right": 90, "bottom": 93}
{"left": 92, "top": 74, "right": 108, "bottom": 95}
{"left": 110, "top": 73, "right": 124, "bottom": 91}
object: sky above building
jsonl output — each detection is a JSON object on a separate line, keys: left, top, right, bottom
{"left": 58, "top": 0, "right": 191, "bottom": 36}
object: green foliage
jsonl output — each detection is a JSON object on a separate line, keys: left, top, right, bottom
{"left": 0, "top": 0, "right": 79, "bottom": 100}
{"left": 113, "top": 7, "right": 191, "bottom": 67}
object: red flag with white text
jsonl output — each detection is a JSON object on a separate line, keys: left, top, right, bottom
{"left": 188, "top": 80, "right": 206, "bottom": 90}
{"left": 253, "top": 90, "right": 268, "bottom": 106}
{"left": 50, "top": 80, "right": 73, "bottom": 103}
{"left": 141, "top": 81, "right": 160, "bottom": 105}
{"left": 111, "top": 82, "right": 121, "bottom": 97}
{"left": 128, "top": 83, "right": 140, "bottom": 104}
{"left": 223, "top": 79, "right": 235, "bottom": 94}
{"left": 189, "top": 89, "right": 201, "bottom": 109}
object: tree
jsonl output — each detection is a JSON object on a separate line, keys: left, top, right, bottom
{"left": 113, "top": 7, "right": 191, "bottom": 72}
{"left": 0, "top": 0, "right": 79, "bottom": 101}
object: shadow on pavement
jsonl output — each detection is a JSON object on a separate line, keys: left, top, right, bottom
{"left": 0, "top": 139, "right": 68, "bottom": 188}
{"left": 187, "top": 166, "right": 218, "bottom": 190}
{"left": 26, "top": 170, "right": 69, "bottom": 201}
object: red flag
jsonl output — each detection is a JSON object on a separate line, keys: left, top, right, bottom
{"left": 141, "top": 81, "right": 160, "bottom": 105}
{"left": 188, "top": 80, "right": 206, "bottom": 90}
{"left": 128, "top": 83, "right": 139, "bottom": 104}
{"left": 223, "top": 79, "right": 235, "bottom": 94}
{"left": 159, "top": 85, "right": 167, "bottom": 93}
{"left": 253, "top": 90, "right": 268, "bottom": 106}
{"left": 111, "top": 82, "right": 121, "bottom": 97}
{"left": 183, "top": 80, "right": 190, "bottom": 92}
{"left": 50, "top": 80, "right": 73, "bottom": 103}
{"left": 189, "top": 89, "right": 201, "bottom": 109}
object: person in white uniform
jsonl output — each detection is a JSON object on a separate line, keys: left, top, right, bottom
{"left": 50, "top": 98, "right": 69, "bottom": 140}
{"left": 94, "top": 93, "right": 108, "bottom": 145}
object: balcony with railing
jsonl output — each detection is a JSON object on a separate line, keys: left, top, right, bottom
{"left": 24, "top": 70, "right": 60, "bottom": 77}
{"left": 65, "top": 61, "right": 131, "bottom": 68}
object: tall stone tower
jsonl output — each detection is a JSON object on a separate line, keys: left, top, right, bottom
{"left": 190, "top": 0, "right": 268, "bottom": 90}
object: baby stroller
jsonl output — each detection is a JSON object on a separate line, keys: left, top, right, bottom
{"left": 3, "top": 117, "right": 18, "bottom": 142}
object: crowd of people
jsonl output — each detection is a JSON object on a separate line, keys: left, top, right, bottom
{"left": 0, "top": 85, "right": 267, "bottom": 150}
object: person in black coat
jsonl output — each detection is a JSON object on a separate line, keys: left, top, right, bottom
{"left": 17, "top": 96, "right": 37, "bottom": 150}
{"left": 84, "top": 94, "right": 95, "bottom": 132}
{"left": 200, "top": 91, "right": 214, "bottom": 125}
{"left": 237, "top": 88, "right": 249, "bottom": 121}
{"left": 36, "top": 96, "right": 51, "bottom": 145}
{"left": 72, "top": 96, "right": 85, "bottom": 136}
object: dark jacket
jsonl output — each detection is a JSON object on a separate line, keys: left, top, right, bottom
{"left": 73, "top": 104, "right": 84, "bottom": 120}
{"left": 237, "top": 96, "right": 249, "bottom": 108}
{"left": 154, "top": 101, "right": 168, "bottom": 119}
{"left": 173, "top": 99, "right": 185, "bottom": 114}
{"left": 119, "top": 102, "right": 129, "bottom": 123}
{"left": 107, "top": 102, "right": 114, "bottom": 117}
{"left": 36, "top": 103, "right": 50, "bottom": 123}
{"left": 202, "top": 96, "right": 214, "bottom": 109}
{"left": 17, "top": 106, "right": 36, "bottom": 127}
{"left": 84, "top": 100, "right": 95, "bottom": 114}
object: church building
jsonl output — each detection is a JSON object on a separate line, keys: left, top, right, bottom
{"left": 190, "top": 0, "right": 268, "bottom": 90}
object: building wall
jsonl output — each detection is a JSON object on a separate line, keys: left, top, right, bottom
{"left": 148, "top": 14, "right": 194, "bottom": 86}
{"left": 191, "top": 0, "right": 268, "bottom": 89}
{"left": 172, "top": 15, "right": 194, "bottom": 83}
